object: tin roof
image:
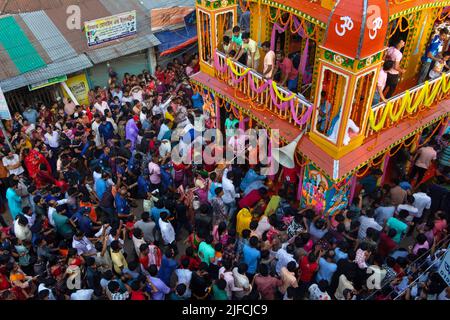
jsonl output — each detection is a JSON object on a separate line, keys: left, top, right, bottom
{"left": 0, "top": 54, "right": 93, "bottom": 92}
{"left": 86, "top": 33, "right": 160, "bottom": 64}
{"left": 0, "top": 0, "right": 161, "bottom": 91}
{"left": 19, "top": 10, "right": 78, "bottom": 62}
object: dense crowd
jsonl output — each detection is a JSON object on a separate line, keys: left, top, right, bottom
{"left": 0, "top": 36, "right": 449, "bottom": 300}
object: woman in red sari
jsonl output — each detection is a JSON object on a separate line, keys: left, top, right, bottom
{"left": 23, "top": 148, "right": 52, "bottom": 188}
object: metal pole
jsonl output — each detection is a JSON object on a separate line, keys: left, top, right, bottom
{"left": 61, "top": 81, "right": 79, "bottom": 105}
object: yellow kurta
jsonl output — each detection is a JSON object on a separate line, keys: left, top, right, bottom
{"left": 236, "top": 208, "right": 252, "bottom": 236}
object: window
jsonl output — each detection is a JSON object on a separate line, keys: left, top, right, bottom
{"left": 315, "top": 67, "right": 348, "bottom": 144}
{"left": 199, "top": 10, "right": 212, "bottom": 64}
{"left": 350, "top": 70, "right": 376, "bottom": 130}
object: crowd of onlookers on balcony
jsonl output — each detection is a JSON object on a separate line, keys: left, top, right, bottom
{"left": 222, "top": 26, "right": 301, "bottom": 94}
{"left": 219, "top": 17, "right": 450, "bottom": 107}
{"left": 374, "top": 28, "right": 450, "bottom": 105}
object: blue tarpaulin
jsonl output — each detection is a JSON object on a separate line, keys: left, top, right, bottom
{"left": 155, "top": 24, "right": 197, "bottom": 53}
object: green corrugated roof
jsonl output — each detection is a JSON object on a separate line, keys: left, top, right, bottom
{"left": 0, "top": 16, "right": 46, "bottom": 74}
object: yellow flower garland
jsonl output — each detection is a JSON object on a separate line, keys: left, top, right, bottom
{"left": 271, "top": 80, "right": 296, "bottom": 102}
{"left": 368, "top": 73, "right": 450, "bottom": 132}
{"left": 226, "top": 58, "right": 251, "bottom": 77}
{"left": 226, "top": 57, "right": 296, "bottom": 102}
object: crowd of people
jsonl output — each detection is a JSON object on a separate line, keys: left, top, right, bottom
{"left": 0, "top": 20, "right": 449, "bottom": 300}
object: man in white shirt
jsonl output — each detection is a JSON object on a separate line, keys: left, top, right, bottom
{"left": 219, "top": 261, "right": 244, "bottom": 299}
{"left": 358, "top": 210, "right": 382, "bottom": 240}
{"left": 44, "top": 126, "right": 60, "bottom": 149}
{"left": 159, "top": 212, "right": 175, "bottom": 248}
{"left": 94, "top": 96, "right": 109, "bottom": 115}
{"left": 23, "top": 206, "right": 36, "bottom": 227}
{"left": 232, "top": 264, "right": 251, "bottom": 299}
{"left": 412, "top": 185, "right": 432, "bottom": 220}
{"left": 14, "top": 215, "right": 32, "bottom": 241}
{"left": 275, "top": 245, "right": 297, "bottom": 275}
{"left": 152, "top": 95, "right": 172, "bottom": 116}
{"left": 91, "top": 114, "right": 102, "bottom": 147}
{"left": 72, "top": 232, "right": 97, "bottom": 256}
{"left": 397, "top": 195, "right": 419, "bottom": 222}
{"left": 2, "top": 151, "right": 24, "bottom": 176}
{"left": 221, "top": 167, "right": 239, "bottom": 216}
{"left": 158, "top": 140, "right": 172, "bottom": 158}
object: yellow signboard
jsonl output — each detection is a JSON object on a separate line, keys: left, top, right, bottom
{"left": 63, "top": 74, "right": 90, "bottom": 106}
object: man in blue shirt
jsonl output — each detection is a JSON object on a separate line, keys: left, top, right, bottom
{"left": 418, "top": 29, "right": 449, "bottom": 84}
{"left": 22, "top": 105, "right": 39, "bottom": 124}
{"left": 98, "top": 116, "right": 115, "bottom": 145}
{"left": 115, "top": 186, "right": 131, "bottom": 219}
{"left": 147, "top": 265, "right": 171, "bottom": 300}
{"left": 242, "top": 236, "right": 261, "bottom": 278}
{"left": 94, "top": 172, "right": 109, "bottom": 200}
{"left": 98, "top": 147, "right": 111, "bottom": 171}
{"left": 157, "top": 250, "right": 178, "bottom": 286}
{"left": 358, "top": 169, "right": 383, "bottom": 196}
{"left": 316, "top": 250, "right": 337, "bottom": 284}
{"left": 73, "top": 207, "right": 95, "bottom": 236}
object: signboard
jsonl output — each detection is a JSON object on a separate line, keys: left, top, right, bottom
{"left": 28, "top": 75, "right": 68, "bottom": 91}
{"left": 62, "top": 74, "right": 90, "bottom": 106}
{"left": 438, "top": 249, "right": 450, "bottom": 286}
{"left": 85, "top": 11, "right": 137, "bottom": 47}
{"left": 0, "top": 86, "right": 12, "bottom": 120}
